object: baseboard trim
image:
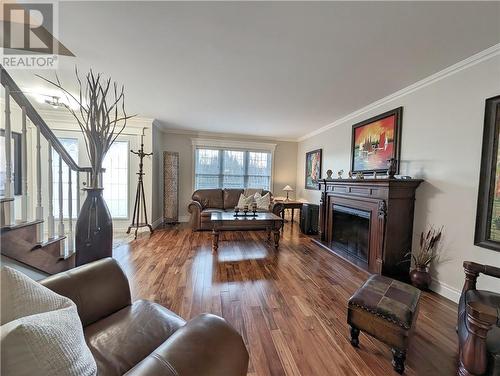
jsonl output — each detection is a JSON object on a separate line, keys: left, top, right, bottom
{"left": 178, "top": 215, "right": 189, "bottom": 223}
{"left": 429, "top": 279, "right": 461, "bottom": 303}
{"left": 151, "top": 216, "right": 189, "bottom": 226}
{"left": 152, "top": 217, "right": 164, "bottom": 229}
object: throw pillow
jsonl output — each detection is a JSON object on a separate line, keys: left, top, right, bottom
{"left": 1, "top": 266, "right": 97, "bottom": 376}
{"left": 236, "top": 193, "right": 254, "bottom": 209}
{"left": 244, "top": 188, "right": 262, "bottom": 197}
{"left": 255, "top": 192, "right": 271, "bottom": 210}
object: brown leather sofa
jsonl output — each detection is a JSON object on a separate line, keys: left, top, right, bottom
{"left": 188, "top": 188, "right": 284, "bottom": 231}
{"left": 458, "top": 261, "right": 500, "bottom": 376}
{"left": 40, "top": 258, "right": 249, "bottom": 376}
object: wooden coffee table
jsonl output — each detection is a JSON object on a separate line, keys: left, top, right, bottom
{"left": 210, "top": 211, "right": 283, "bottom": 253}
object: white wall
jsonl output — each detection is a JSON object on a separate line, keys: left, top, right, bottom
{"left": 297, "top": 53, "right": 500, "bottom": 301}
{"left": 152, "top": 129, "right": 298, "bottom": 222}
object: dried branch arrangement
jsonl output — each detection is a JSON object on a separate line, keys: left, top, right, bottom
{"left": 37, "top": 68, "right": 135, "bottom": 188}
{"left": 405, "top": 226, "right": 443, "bottom": 269}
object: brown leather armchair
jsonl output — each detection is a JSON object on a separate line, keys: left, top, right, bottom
{"left": 188, "top": 188, "right": 284, "bottom": 231}
{"left": 40, "top": 258, "right": 249, "bottom": 376}
{"left": 458, "top": 261, "right": 500, "bottom": 376}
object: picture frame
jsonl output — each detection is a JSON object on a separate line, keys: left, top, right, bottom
{"left": 305, "top": 148, "right": 322, "bottom": 190}
{"left": 351, "top": 107, "right": 403, "bottom": 175}
{"left": 475, "top": 94, "right": 500, "bottom": 252}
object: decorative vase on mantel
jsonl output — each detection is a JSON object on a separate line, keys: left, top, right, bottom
{"left": 75, "top": 188, "right": 113, "bottom": 266}
{"left": 409, "top": 266, "right": 432, "bottom": 290}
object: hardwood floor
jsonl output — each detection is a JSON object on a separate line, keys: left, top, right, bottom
{"left": 113, "top": 221, "right": 459, "bottom": 376}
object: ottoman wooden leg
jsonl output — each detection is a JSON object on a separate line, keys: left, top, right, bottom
{"left": 392, "top": 349, "right": 406, "bottom": 374}
{"left": 349, "top": 326, "right": 360, "bottom": 347}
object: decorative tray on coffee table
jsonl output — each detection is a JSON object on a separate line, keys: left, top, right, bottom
{"left": 233, "top": 208, "right": 258, "bottom": 217}
{"left": 233, "top": 213, "right": 258, "bottom": 217}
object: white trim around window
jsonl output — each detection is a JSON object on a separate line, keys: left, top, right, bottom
{"left": 191, "top": 138, "right": 276, "bottom": 192}
{"left": 191, "top": 138, "right": 277, "bottom": 152}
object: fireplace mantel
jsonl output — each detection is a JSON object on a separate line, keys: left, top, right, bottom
{"left": 317, "top": 178, "right": 423, "bottom": 280}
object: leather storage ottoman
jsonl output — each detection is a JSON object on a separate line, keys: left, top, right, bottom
{"left": 347, "top": 275, "right": 421, "bottom": 374}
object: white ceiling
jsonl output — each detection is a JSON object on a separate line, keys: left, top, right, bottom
{"left": 8, "top": 1, "right": 500, "bottom": 140}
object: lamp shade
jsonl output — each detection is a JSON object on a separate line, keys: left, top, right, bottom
{"left": 283, "top": 185, "right": 294, "bottom": 192}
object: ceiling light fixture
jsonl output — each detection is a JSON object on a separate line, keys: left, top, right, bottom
{"left": 44, "top": 95, "right": 63, "bottom": 108}
{"left": 21, "top": 87, "right": 81, "bottom": 110}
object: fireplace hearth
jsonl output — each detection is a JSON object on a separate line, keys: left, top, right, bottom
{"left": 316, "top": 178, "right": 423, "bottom": 280}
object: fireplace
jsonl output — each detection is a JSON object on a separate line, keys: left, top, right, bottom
{"left": 332, "top": 205, "right": 370, "bottom": 265}
{"left": 317, "top": 178, "right": 423, "bottom": 279}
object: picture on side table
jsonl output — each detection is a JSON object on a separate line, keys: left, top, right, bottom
{"left": 305, "top": 149, "right": 322, "bottom": 190}
{"left": 475, "top": 94, "right": 500, "bottom": 252}
{"left": 351, "top": 107, "right": 403, "bottom": 175}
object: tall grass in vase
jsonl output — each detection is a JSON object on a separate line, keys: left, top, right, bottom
{"left": 38, "top": 69, "right": 135, "bottom": 265}
{"left": 407, "top": 226, "right": 443, "bottom": 290}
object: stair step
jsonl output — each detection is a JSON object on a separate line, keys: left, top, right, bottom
{"left": 1, "top": 234, "right": 75, "bottom": 275}
{"left": 1, "top": 219, "right": 43, "bottom": 233}
{"left": 32, "top": 235, "right": 67, "bottom": 250}
{"left": 0, "top": 196, "right": 15, "bottom": 203}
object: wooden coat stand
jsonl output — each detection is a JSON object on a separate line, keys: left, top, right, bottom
{"left": 127, "top": 136, "right": 153, "bottom": 239}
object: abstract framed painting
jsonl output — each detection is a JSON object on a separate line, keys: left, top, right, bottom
{"left": 305, "top": 149, "right": 322, "bottom": 190}
{"left": 475, "top": 95, "right": 500, "bottom": 252}
{"left": 351, "top": 107, "right": 403, "bottom": 175}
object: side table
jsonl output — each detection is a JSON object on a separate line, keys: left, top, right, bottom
{"left": 276, "top": 200, "right": 304, "bottom": 227}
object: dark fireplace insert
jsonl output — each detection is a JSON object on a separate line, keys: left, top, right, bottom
{"left": 332, "top": 205, "right": 370, "bottom": 265}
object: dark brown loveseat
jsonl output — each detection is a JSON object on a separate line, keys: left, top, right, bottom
{"left": 188, "top": 189, "right": 284, "bottom": 231}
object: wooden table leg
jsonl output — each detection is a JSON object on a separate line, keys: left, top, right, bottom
{"left": 267, "top": 227, "right": 271, "bottom": 242}
{"left": 273, "top": 227, "right": 280, "bottom": 249}
{"left": 291, "top": 208, "right": 294, "bottom": 223}
{"left": 212, "top": 228, "right": 219, "bottom": 253}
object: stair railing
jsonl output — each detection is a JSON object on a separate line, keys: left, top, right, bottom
{"left": 1, "top": 64, "right": 94, "bottom": 259}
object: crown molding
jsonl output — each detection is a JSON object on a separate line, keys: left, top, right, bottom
{"left": 153, "top": 120, "right": 297, "bottom": 143}
{"left": 191, "top": 137, "right": 277, "bottom": 152}
{"left": 298, "top": 43, "right": 500, "bottom": 142}
{"left": 32, "top": 108, "right": 153, "bottom": 129}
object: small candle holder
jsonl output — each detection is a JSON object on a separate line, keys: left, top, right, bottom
{"left": 234, "top": 207, "right": 240, "bottom": 216}
{"left": 243, "top": 205, "right": 249, "bottom": 215}
{"left": 252, "top": 202, "right": 257, "bottom": 215}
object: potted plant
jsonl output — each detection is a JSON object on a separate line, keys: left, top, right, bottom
{"left": 405, "top": 226, "right": 443, "bottom": 290}
{"left": 38, "top": 69, "right": 135, "bottom": 265}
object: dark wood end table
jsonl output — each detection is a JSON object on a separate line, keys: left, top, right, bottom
{"left": 276, "top": 200, "right": 304, "bottom": 226}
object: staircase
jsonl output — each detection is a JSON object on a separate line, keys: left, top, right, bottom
{"left": 0, "top": 65, "right": 95, "bottom": 274}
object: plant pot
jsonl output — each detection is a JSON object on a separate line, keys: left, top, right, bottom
{"left": 75, "top": 188, "right": 113, "bottom": 266}
{"left": 409, "top": 267, "right": 432, "bottom": 290}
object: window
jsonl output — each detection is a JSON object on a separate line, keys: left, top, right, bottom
{"left": 194, "top": 148, "right": 272, "bottom": 190}
{"left": 52, "top": 138, "right": 79, "bottom": 218}
{"left": 103, "top": 141, "right": 128, "bottom": 218}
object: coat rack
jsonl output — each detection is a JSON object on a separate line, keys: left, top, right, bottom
{"left": 127, "top": 132, "right": 153, "bottom": 239}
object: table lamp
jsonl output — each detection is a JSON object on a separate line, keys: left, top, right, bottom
{"left": 283, "top": 185, "right": 294, "bottom": 201}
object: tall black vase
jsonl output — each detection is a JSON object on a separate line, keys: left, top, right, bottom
{"left": 75, "top": 188, "right": 113, "bottom": 266}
